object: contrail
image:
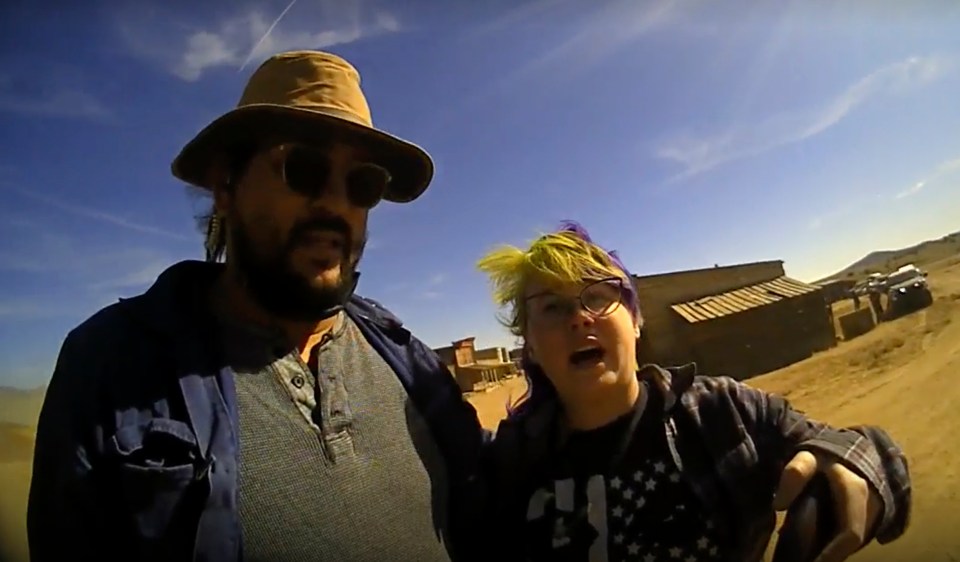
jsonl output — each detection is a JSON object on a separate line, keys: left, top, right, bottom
{"left": 239, "top": 0, "right": 299, "bottom": 72}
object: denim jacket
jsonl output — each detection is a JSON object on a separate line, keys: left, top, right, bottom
{"left": 27, "top": 261, "right": 491, "bottom": 562}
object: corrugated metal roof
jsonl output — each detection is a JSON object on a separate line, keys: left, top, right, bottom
{"left": 671, "top": 276, "right": 821, "bottom": 323}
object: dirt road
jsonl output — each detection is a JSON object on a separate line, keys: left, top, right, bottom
{"left": 467, "top": 257, "right": 960, "bottom": 561}
{"left": 750, "top": 259, "right": 960, "bottom": 561}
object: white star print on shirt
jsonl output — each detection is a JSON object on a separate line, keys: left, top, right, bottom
{"left": 620, "top": 452, "right": 725, "bottom": 559}
{"left": 524, "top": 445, "right": 726, "bottom": 562}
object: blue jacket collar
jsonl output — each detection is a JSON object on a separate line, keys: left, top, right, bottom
{"left": 132, "top": 260, "right": 221, "bottom": 337}
{"left": 131, "top": 260, "right": 405, "bottom": 341}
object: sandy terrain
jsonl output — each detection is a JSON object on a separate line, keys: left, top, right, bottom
{"left": 466, "top": 255, "right": 960, "bottom": 561}
{"left": 1, "top": 257, "right": 957, "bottom": 561}
{"left": 0, "top": 425, "right": 34, "bottom": 562}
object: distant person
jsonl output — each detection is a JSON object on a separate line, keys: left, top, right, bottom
{"left": 27, "top": 51, "right": 490, "bottom": 562}
{"left": 476, "top": 221, "right": 911, "bottom": 562}
{"left": 868, "top": 289, "right": 884, "bottom": 321}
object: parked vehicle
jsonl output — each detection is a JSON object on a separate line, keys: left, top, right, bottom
{"left": 883, "top": 265, "right": 933, "bottom": 318}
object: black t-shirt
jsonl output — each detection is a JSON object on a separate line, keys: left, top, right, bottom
{"left": 521, "top": 381, "right": 731, "bottom": 562}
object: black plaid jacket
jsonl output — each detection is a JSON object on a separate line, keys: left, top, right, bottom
{"left": 485, "top": 363, "right": 911, "bottom": 561}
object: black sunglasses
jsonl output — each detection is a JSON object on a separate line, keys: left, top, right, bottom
{"left": 269, "top": 144, "right": 393, "bottom": 209}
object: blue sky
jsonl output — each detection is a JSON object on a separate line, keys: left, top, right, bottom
{"left": 1, "top": 0, "right": 958, "bottom": 388}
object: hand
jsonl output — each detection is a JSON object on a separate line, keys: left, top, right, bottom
{"left": 773, "top": 451, "right": 883, "bottom": 562}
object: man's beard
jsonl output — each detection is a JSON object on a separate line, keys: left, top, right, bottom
{"left": 228, "top": 214, "right": 366, "bottom": 322}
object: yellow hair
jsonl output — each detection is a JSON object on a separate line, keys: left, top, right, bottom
{"left": 476, "top": 231, "right": 627, "bottom": 336}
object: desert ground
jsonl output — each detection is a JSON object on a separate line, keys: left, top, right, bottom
{"left": 1, "top": 256, "right": 958, "bottom": 561}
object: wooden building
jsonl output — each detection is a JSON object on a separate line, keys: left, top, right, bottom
{"left": 433, "top": 337, "right": 518, "bottom": 392}
{"left": 634, "top": 261, "right": 836, "bottom": 380}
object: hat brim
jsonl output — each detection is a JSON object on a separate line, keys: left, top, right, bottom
{"left": 171, "top": 104, "right": 434, "bottom": 204}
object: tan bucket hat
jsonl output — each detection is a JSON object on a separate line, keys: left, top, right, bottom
{"left": 171, "top": 50, "right": 434, "bottom": 203}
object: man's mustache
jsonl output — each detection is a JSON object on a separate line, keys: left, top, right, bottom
{"left": 287, "top": 216, "right": 365, "bottom": 256}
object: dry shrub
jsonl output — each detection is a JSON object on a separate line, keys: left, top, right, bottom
{"left": 924, "top": 300, "right": 955, "bottom": 333}
{"left": 847, "top": 336, "right": 906, "bottom": 370}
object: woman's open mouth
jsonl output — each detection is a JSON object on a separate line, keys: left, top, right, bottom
{"left": 569, "top": 345, "right": 605, "bottom": 368}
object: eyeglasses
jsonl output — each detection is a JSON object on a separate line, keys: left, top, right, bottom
{"left": 269, "top": 144, "right": 393, "bottom": 209}
{"left": 525, "top": 277, "right": 625, "bottom": 328}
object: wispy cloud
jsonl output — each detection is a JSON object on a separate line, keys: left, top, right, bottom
{"left": 120, "top": 1, "right": 402, "bottom": 82}
{"left": 807, "top": 204, "right": 856, "bottom": 231}
{"left": 465, "top": 0, "right": 573, "bottom": 39}
{"left": 895, "top": 154, "right": 960, "bottom": 199}
{"left": 517, "top": 0, "right": 678, "bottom": 78}
{"left": 238, "top": 0, "right": 300, "bottom": 72}
{"left": 0, "top": 72, "right": 112, "bottom": 121}
{"left": 0, "top": 220, "right": 183, "bottom": 319}
{"left": 0, "top": 291, "right": 126, "bottom": 322}
{"left": 895, "top": 181, "right": 926, "bottom": 199}
{"left": 656, "top": 55, "right": 955, "bottom": 182}
{"left": 87, "top": 258, "right": 173, "bottom": 291}
{"left": 0, "top": 213, "right": 40, "bottom": 231}
{"left": 427, "top": 0, "right": 678, "bottom": 133}
{"left": 377, "top": 281, "right": 410, "bottom": 296}
{"left": 419, "top": 272, "right": 447, "bottom": 300}
{"left": 0, "top": 229, "right": 170, "bottom": 276}
{"left": 2, "top": 182, "right": 188, "bottom": 240}
{"left": 808, "top": 216, "right": 827, "bottom": 231}
{"left": 0, "top": 89, "right": 112, "bottom": 120}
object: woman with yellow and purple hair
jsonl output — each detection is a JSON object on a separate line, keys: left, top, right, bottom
{"left": 477, "top": 221, "right": 909, "bottom": 562}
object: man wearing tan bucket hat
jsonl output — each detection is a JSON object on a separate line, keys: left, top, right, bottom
{"left": 28, "top": 51, "right": 491, "bottom": 562}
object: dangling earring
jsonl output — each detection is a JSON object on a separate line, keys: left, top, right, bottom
{"left": 205, "top": 214, "right": 222, "bottom": 263}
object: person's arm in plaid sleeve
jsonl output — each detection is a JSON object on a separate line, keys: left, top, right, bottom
{"left": 709, "top": 377, "right": 911, "bottom": 560}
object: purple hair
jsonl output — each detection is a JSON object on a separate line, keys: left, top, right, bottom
{"left": 556, "top": 220, "right": 639, "bottom": 320}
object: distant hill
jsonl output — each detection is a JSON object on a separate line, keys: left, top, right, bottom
{"left": 819, "top": 230, "right": 960, "bottom": 283}
{"left": 0, "top": 386, "right": 46, "bottom": 427}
